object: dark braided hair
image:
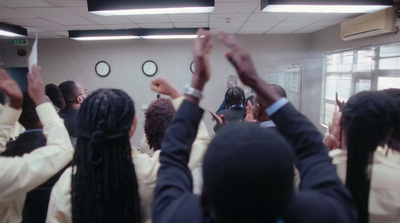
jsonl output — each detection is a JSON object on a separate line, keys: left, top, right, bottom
{"left": 342, "top": 91, "right": 397, "bottom": 223}
{"left": 144, "top": 98, "right": 175, "bottom": 151}
{"left": 225, "top": 86, "right": 245, "bottom": 108}
{"left": 71, "top": 89, "right": 141, "bottom": 223}
{"left": 381, "top": 88, "right": 400, "bottom": 151}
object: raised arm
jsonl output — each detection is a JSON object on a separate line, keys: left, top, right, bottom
{"left": 219, "top": 31, "right": 357, "bottom": 222}
{"left": 152, "top": 29, "right": 213, "bottom": 223}
{"left": 0, "top": 65, "right": 73, "bottom": 203}
{"left": 0, "top": 70, "right": 23, "bottom": 153}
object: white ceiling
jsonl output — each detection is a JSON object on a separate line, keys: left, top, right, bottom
{"left": 0, "top": 0, "right": 362, "bottom": 38}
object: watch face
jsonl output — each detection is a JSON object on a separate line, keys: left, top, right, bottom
{"left": 95, "top": 61, "right": 110, "bottom": 77}
{"left": 142, "top": 60, "right": 158, "bottom": 76}
{"left": 190, "top": 61, "right": 195, "bottom": 74}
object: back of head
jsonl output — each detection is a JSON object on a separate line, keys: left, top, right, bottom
{"left": 0, "top": 90, "right": 5, "bottom": 105}
{"left": 269, "top": 84, "right": 287, "bottom": 98}
{"left": 19, "top": 92, "right": 40, "bottom": 129}
{"left": 58, "top": 81, "right": 77, "bottom": 108}
{"left": 72, "top": 89, "right": 140, "bottom": 223}
{"left": 342, "top": 91, "right": 397, "bottom": 223}
{"left": 144, "top": 98, "right": 175, "bottom": 151}
{"left": 45, "top": 84, "right": 66, "bottom": 111}
{"left": 202, "top": 123, "right": 294, "bottom": 223}
{"left": 225, "top": 86, "right": 245, "bottom": 108}
{"left": 381, "top": 88, "right": 400, "bottom": 151}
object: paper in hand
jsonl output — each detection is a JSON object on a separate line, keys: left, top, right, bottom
{"left": 28, "top": 35, "right": 38, "bottom": 74}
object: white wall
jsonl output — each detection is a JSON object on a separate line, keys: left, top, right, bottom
{"left": 0, "top": 34, "right": 315, "bottom": 145}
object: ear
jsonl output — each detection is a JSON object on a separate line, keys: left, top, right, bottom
{"left": 76, "top": 95, "right": 84, "bottom": 104}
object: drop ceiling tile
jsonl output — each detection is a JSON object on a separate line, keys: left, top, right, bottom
{"left": 3, "top": 18, "right": 61, "bottom": 27}
{"left": 238, "top": 26, "right": 270, "bottom": 34}
{"left": 64, "top": 7, "right": 133, "bottom": 24}
{"left": 275, "top": 21, "right": 313, "bottom": 28}
{"left": 138, "top": 23, "right": 174, "bottom": 28}
{"left": 168, "top": 14, "right": 209, "bottom": 23}
{"left": 68, "top": 25, "right": 105, "bottom": 30}
{"left": 210, "top": 27, "right": 238, "bottom": 34}
{"left": 39, "top": 25, "right": 69, "bottom": 31}
{"left": 127, "top": 15, "right": 170, "bottom": 23}
{"left": 44, "top": 0, "right": 87, "bottom": 7}
{"left": 103, "top": 24, "right": 140, "bottom": 29}
{"left": 213, "top": 2, "right": 258, "bottom": 13}
{"left": 310, "top": 20, "right": 341, "bottom": 27}
{"left": 247, "top": 12, "right": 292, "bottom": 22}
{"left": 0, "top": 8, "right": 37, "bottom": 19}
{"left": 266, "top": 27, "right": 299, "bottom": 34}
{"left": 173, "top": 22, "right": 208, "bottom": 28}
{"left": 54, "top": 31, "right": 69, "bottom": 36}
{"left": 210, "top": 22, "right": 244, "bottom": 29}
{"left": 26, "top": 27, "right": 46, "bottom": 32}
{"left": 241, "top": 21, "right": 279, "bottom": 28}
{"left": 285, "top": 13, "right": 329, "bottom": 21}
{"left": 0, "top": 0, "right": 53, "bottom": 7}
{"left": 28, "top": 31, "right": 63, "bottom": 38}
{"left": 16, "top": 7, "right": 95, "bottom": 25}
{"left": 294, "top": 26, "right": 326, "bottom": 33}
{"left": 210, "top": 13, "right": 249, "bottom": 23}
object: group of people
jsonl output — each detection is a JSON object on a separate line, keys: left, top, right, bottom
{"left": 0, "top": 28, "right": 399, "bottom": 223}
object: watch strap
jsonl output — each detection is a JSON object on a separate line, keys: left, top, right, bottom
{"left": 184, "top": 84, "right": 203, "bottom": 100}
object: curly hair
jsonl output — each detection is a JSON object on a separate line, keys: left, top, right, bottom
{"left": 225, "top": 86, "right": 245, "bottom": 108}
{"left": 144, "top": 98, "right": 175, "bottom": 151}
{"left": 72, "top": 89, "right": 141, "bottom": 223}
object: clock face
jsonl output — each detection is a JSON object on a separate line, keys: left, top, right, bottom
{"left": 142, "top": 60, "right": 158, "bottom": 76}
{"left": 95, "top": 61, "right": 110, "bottom": 77}
{"left": 190, "top": 61, "right": 195, "bottom": 74}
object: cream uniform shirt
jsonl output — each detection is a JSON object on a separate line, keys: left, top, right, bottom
{"left": 330, "top": 147, "right": 400, "bottom": 223}
{"left": 46, "top": 97, "right": 211, "bottom": 223}
{"left": 0, "top": 103, "right": 74, "bottom": 223}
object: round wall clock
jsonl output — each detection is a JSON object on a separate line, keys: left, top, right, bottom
{"left": 142, "top": 60, "right": 158, "bottom": 77}
{"left": 190, "top": 61, "right": 195, "bottom": 74}
{"left": 95, "top": 61, "right": 110, "bottom": 77}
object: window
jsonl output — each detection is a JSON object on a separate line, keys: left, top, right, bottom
{"left": 321, "top": 42, "right": 400, "bottom": 125}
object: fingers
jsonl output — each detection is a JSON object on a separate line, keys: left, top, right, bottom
{"left": 218, "top": 30, "right": 238, "bottom": 50}
{"left": 220, "top": 115, "right": 227, "bottom": 124}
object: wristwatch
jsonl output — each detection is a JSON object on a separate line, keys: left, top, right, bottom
{"left": 184, "top": 84, "right": 203, "bottom": 100}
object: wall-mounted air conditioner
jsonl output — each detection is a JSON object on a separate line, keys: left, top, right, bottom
{"left": 340, "top": 7, "right": 394, "bottom": 41}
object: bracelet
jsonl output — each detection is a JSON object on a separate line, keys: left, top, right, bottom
{"left": 184, "top": 84, "right": 203, "bottom": 100}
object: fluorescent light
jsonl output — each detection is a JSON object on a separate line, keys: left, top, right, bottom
{"left": 141, "top": 35, "right": 198, "bottom": 39}
{"left": 262, "top": 5, "right": 391, "bottom": 13}
{"left": 71, "top": 36, "right": 140, "bottom": 41}
{"left": 90, "top": 6, "right": 214, "bottom": 16}
{"left": 0, "top": 30, "right": 25, "bottom": 37}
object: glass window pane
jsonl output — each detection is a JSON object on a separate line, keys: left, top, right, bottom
{"left": 379, "top": 58, "right": 400, "bottom": 70}
{"left": 327, "top": 52, "right": 353, "bottom": 72}
{"left": 355, "top": 79, "right": 371, "bottom": 93}
{"left": 325, "top": 75, "right": 352, "bottom": 101}
{"left": 324, "top": 103, "right": 337, "bottom": 125}
{"left": 380, "top": 44, "right": 400, "bottom": 57}
{"left": 356, "top": 50, "right": 373, "bottom": 71}
{"left": 377, "top": 77, "right": 400, "bottom": 90}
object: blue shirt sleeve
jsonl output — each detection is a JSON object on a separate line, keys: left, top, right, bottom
{"left": 265, "top": 98, "right": 289, "bottom": 116}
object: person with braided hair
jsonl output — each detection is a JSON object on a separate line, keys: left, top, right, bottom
{"left": 46, "top": 89, "right": 141, "bottom": 223}
{"left": 329, "top": 90, "right": 400, "bottom": 223}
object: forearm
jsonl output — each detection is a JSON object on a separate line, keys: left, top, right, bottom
{"left": 0, "top": 105, "right": 22, "bottom": 153}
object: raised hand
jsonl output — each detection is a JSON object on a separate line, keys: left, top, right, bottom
{"left": 191, "top": 29, "right": 213, "bottom": 91}
{"left": 27, "top": 64, "right": 46, "bottom": 106}
{"left": 335, "top": 93, "right": 345, "bottom": 112}
{"left": 150, "top": 77, "right": 181, "bottom": 99}
{"left": 209, "top": 109, "right": 227, "bottom": 126}
{"left": 0, "top": 69, "right": 23, "bottom": 109}
{"left": 218, "top": 31, "right": 259, "bottom": 88}
{"left": 245, "top": 100, "right": 256, "bottom": 123}
{"left": 325, "top": 112, "right": 342, "bottom": 150}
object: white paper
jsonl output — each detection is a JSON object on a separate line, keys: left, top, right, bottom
{"left": 28, "top": 35, "right": 38, "bottom": 74}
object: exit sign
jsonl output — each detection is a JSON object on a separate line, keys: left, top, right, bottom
{"left": 12, "top": 39, "right": 29, "bottom": 45}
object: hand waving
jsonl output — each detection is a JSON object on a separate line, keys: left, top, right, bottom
{"left": 27, "top": 64, "right": 46, "bottom": 106}
{"left": 0, "top": 70, "right": 23, "bottom": 109}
